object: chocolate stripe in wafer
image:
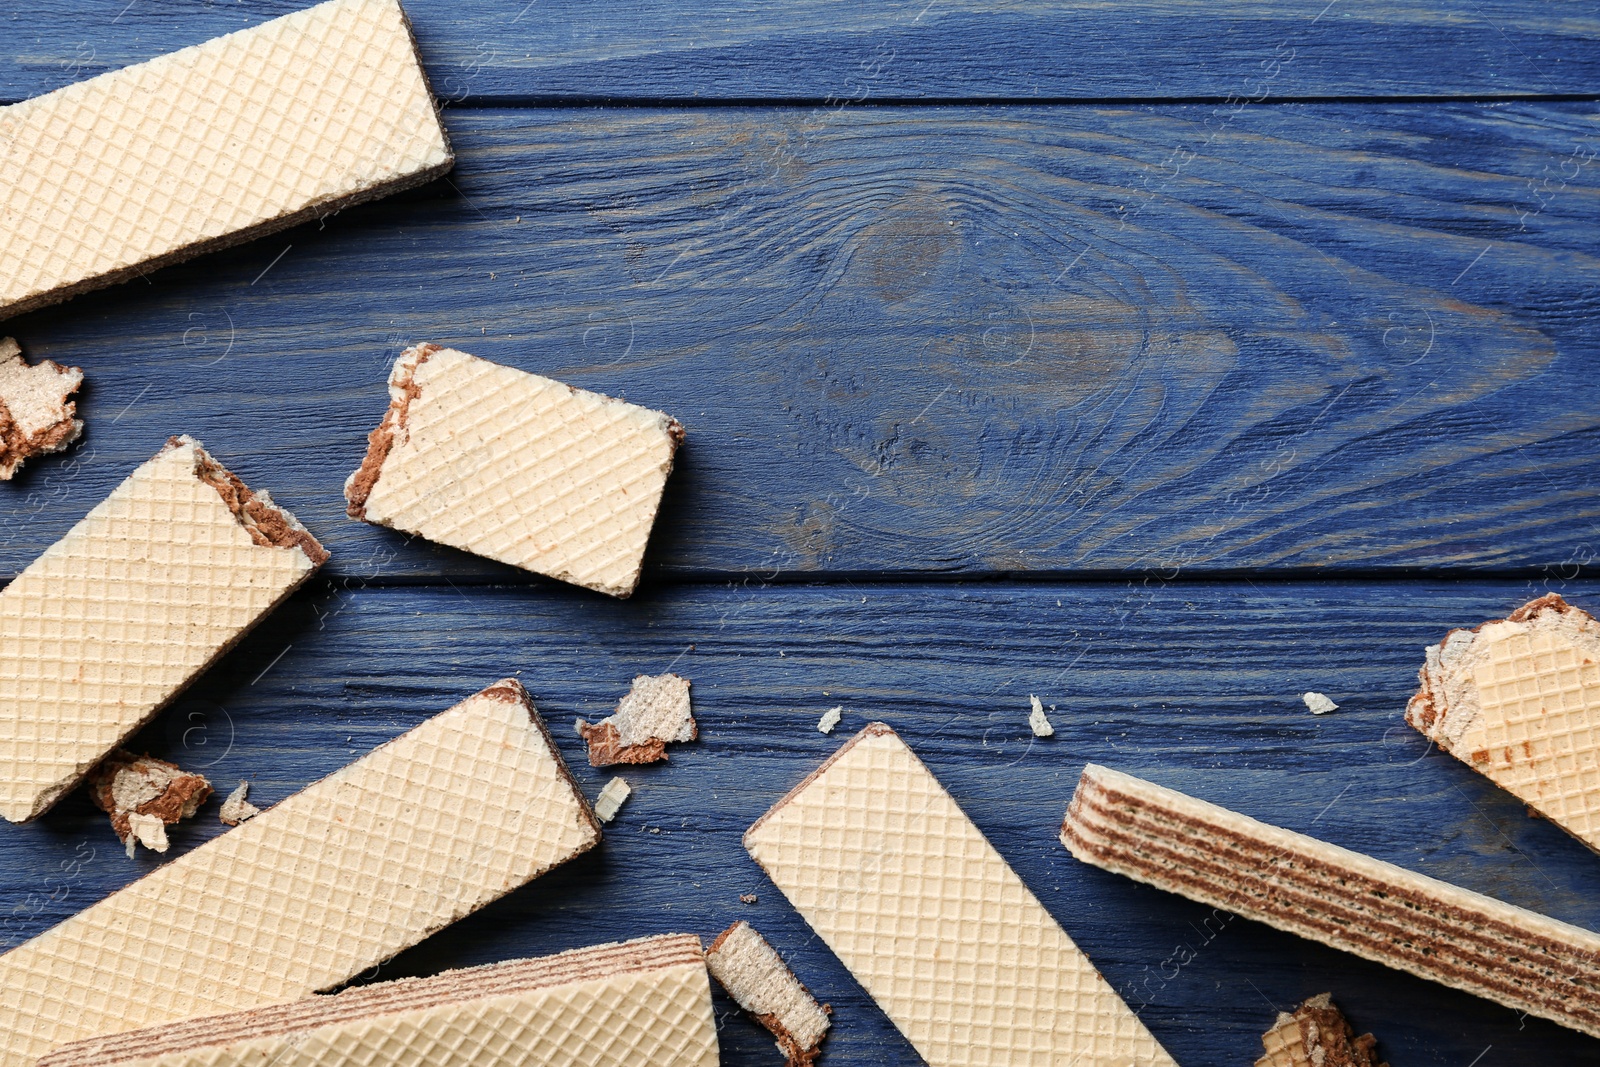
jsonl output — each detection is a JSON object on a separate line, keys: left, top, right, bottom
{"left": 745, "top": 723, "right": 1177, "bottom": 1067}
{"left": 0, "top": 435, "right": 325, "bottom": 823}
{"left": 1061, "top": 764, "right": 1600, "bottom": 1039}
{"left": 0, "top": 0, "right": 451, "bottom": 319}
{"left": 39, "top": 934, "right": 715, "bottom": 1067}
{"left": 0, "top": 679, "right": 600, "bottom": 1067}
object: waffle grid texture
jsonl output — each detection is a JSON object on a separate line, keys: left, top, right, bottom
{"left": 0, "top": 0, "right": 452, "bottom": 318}
{"left": 0, "top": 681, "right": 600, "bottom": 1067}
{"left": 744, "top": 723, "right": 1176, "bottom": 1067}
{"left": 346, "top": 345, "right": 683, "bottom": 598}
{"left": 1062, "top": 763, "right": 1600, "bottom": 1039}
{"left": 1406, "top": 594, "right": 1600, "bottom": 853}
{"left": 44, "top": 935, "right": 716, "bottom": 1067}
{"left": 0, "top": 436, "right": 323, "bottom": 823}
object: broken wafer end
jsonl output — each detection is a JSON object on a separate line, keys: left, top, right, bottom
{"left": 0, "top": 336, "right": 84, "bottom": 480}
{"left": 705, "top": 921, "right": 830, "bottom": 1067}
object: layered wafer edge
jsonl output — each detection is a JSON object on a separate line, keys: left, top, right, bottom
{"left": 1061, "top": 764, "right": 1600, "bottom": 1039}
{"left": 38, "top": 934, "right": 704, "bottom": 1067}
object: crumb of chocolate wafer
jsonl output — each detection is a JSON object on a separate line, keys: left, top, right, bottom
{"left": 706, "top": 921, "right": 831, "bottom": 1067}
{"left": 593, "top": 776, "right": 631, "bottom": 823}
{"left": 219, "top": 781, "right": 261, "bottom": 826}
{"left": 1256, "top": 993, "right": 1387, "bottom": 1067}
{"left": 86, "top": 750, "right": 211, "bottom": 856}
{"left": 0, "top": 337, "right": 82, "bottom": 479}
{"left": 577, "top": 673, "right": 696, "bottom": 766}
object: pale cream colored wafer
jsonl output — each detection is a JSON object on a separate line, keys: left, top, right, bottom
{"left": 0, "top": 679, "right": 601, "bottom": 1067}
{"left": 0, "top": 0, "right": 451, "bottom": 319}
{"left": 1255, "top": 993, "right": 1386, "bottom": 1067}
{"left": 0, "top": 435, "right": 326, "bottom": 823}
{"left": 1407, "top": 593, "right": 1600, "bottom": 852}
{"left": 744, "top": 723, "right": 1177, "bottom": 1067}
{"left": 0, "top": 337, "right": 82, "bottom": 478}
{"left": 578, "top": 673, "right": 695, "bottom": 765}
{"left": 705, "top": 921, "right": 829, "bottom": 1067}
{"left": 1061, "top": 763, "right": 1600, "bottom": 1040}
{"left": 39, "top": 934, "right": 716, "bottom": 1067}
{"left": 345, "top": 345, "right": 684, "bottom": 598}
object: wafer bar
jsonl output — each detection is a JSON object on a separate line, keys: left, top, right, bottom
{"left": 345, "top": 344, "right": 684, "bottom": 598}
{"left": 0, "top": 679, "right": 601, "bottom": 1067}
{"left": 1407, "top": 593, "right": 1600, "bottom": 852}
{"left": 705, "top": 921, "right": 829, "bottom": 1067}
{"left": 1061, "top": 763, "right": 1600, "bottom": 1039}
{"left": 0, "top": 0, "right": 451, "bottom": 319}
{"left": 744, "top": 723, "right": 1177, "bottom": 1067}
{"left": 0, "top": 435, "right": 326, "bottom": 823}
{"left": 39, "top": 934, "right": 716, "bottom": 1067}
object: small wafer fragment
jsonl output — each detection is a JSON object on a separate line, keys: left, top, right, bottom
{"left": 1407, "top": 593, "right": 1600, "bottom": 853}
{"left": 593, "top": 776, "right": 631, "bottom": 822}
{"left": 706, "top": 921, "right": 830, "bottom": 1067}
{"left": 0, "top": 337, "right": 82, "bottom": 478}
{"left": 0, "top": 679, "right": 601, "bottom": 1067}
{"left": 345, "top": 345, "right": 683, "bottom": 597}
{"left": 816, "top": 706, "right": 841, "bottom": 734}
{"left": 1028, "top": 694, "right": 1054, "bottom": 737}
{"left": 0, "top": 435, "right": 326, "bottom": 823}
{"left": 1302, "top": 691, "right": 1338, "bottom": 715}
{"left": 38, "top": 934, "right": 717, "bottom": 1067}
{"left": 1256, "top": 993, "right": 1387, "bottom": 1067}
{"left": 0, "top": 0, "right": 452, "bottom": 319}
{"left": 218, "top": 781, "right": 260, "bottom": 826}
{"left": 745, "top": 723, "right": 1177, "bottom": 1067}
{"left": 1061, "top": 763, "right": 1600, "bottom": 1040}
{"left": 577, "top": 673, "right": 696, "bottom": 766}
{"left": 85, "top": 749, "right": 212, "bottom": 856}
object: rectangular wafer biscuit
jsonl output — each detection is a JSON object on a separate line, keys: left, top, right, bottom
{"left": 0, "top": 679, "right": 601, "bottom": 1067}
{"left": 39, "top": 934, "right": 716, "bottom": 1067}
{"left": 1062, "top": 763, "right": 1600, "bottom": 1040}
{"left": 743, "top": 723, "right": 1177, "bottom": 1067}
{"left": 1407, "top": 593, "right": 1600, "bottom": 853}
{"left": 0, "top": 435, "right": 326, "bottom": 823}
{"left": 0, "top": 0, "right": 451, "bottom": 319}
{"left": 345, "top": 344, "right": 684, "bottom": 598}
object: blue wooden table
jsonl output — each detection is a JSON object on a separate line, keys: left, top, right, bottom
{"left": 3, "top": 3, "right": 1600, "bottom": 1064}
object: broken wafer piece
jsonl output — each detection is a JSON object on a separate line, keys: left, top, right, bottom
{"left": 0, "top": 0, "right": 452, "bottom": 319}
{"left": 1256, "top": 993, "right": 1387, "bottom": 1067}
{"left": 85, "top": 749, "right": 212, "bottom": 857}
{"left": 39, "top": 934, "right": 717, "bottom": 1067}
{"left": 1061, "top": 763, "right": 1600, "bottom": 1040}
{"left": 345, "top": 344, "right": 684, "bottom": 598}
{"left": 1407, "top": 593, "right": 1600, "bottom": 852}
{"left": 0, "top": 434, "right": 326, "bottom": 823}
{"left": 745, "top": 723, "right": 1177, "bottom": 1067}
{"left": 577, "top": 673, "right": 695, "bottom": 765}
{"left": 218, "top": 781, "right": 260, "bottom": 826}
{"left": 706, "top": 921, "right": 830, "bottom": 1067}
{"left": 0, "top": 679, "right": 600, "bottom": 1067}
{"left": 593, "top": 776, "right": 631, "bottom": 822}
{"left": 0, "top": 337, "right": 82, "bottom": 478}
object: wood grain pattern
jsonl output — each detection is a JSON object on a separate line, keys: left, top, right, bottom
{"left": 3, "top": 103, "right": 1597, "bottom": 580}
{"left": 0, "top": 579, "right": 1596, "bottom": 1064}
{"left": 3, "top": 0, "right": 1599, "bottom": 104}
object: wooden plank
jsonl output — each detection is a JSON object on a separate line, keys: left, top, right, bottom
{"left": 3, "top": 103, "right": 1597, "bottom": 580}
{"left": 1, "top": 578, "right": 1596, "bottom": 1064}
{"left": 4, "top": 1, "right": 1599, "bottom": 104}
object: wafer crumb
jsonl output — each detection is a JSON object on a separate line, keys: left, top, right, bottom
{"left": 594, "top": 777, "right": 631, "bottom": 823}
{"left": 1303, "top": 692, "right": 1339, "bottom": 715}
{"left": 817, "top": 707, "right": 842, "bottom": 734}
{"left": 0, "top": 337, "right": 83, "bottom": 480}
{"left": 86, "top": 750, "right": 211, "bottom": 856}
{"left": 706, "top": 921, "right": 831, "bottom": 1067}
{"left": 1028, "top": 695, "right": 1055, "bottom": 737}
{"left": 741, "top": 893, "right": 758, "bottom": 904}
{"left": 219, "top": 781, "right": 261, "bottom": 826}
{"left": 577, "top": 673, "right": 696, "bottom": 766}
